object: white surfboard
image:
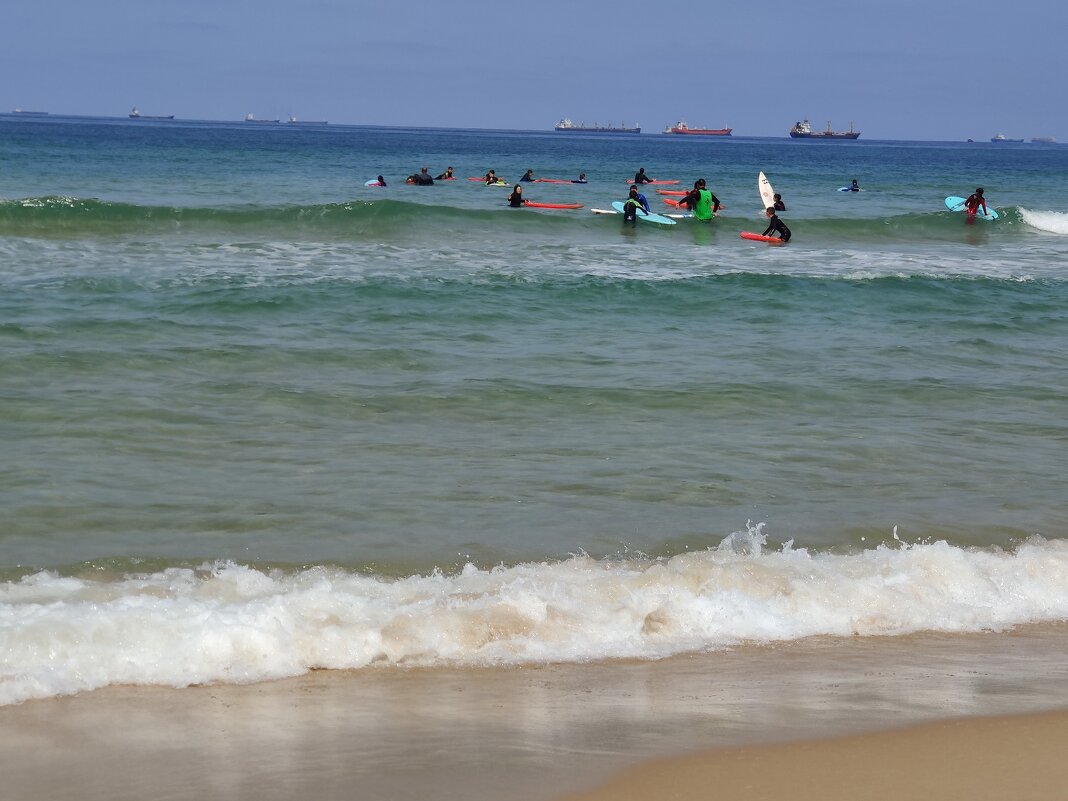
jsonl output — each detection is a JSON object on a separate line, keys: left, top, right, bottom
{"left": 758, "top": 171, "right": 774, "bottom": 214}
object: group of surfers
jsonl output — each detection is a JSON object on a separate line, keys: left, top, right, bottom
{"left": 369, "top": 166, "right": 992, "bottom": 241}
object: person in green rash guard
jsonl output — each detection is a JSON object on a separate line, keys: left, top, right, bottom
{"left": 677, "top": 179, "right": 720, "bottom": 221}
{"left": 622, "top": 185, "right": 650, "bottom": 222}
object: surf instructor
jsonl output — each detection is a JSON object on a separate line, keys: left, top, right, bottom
{"left": 677, "top": 179, "right": 721, "bottom": 221}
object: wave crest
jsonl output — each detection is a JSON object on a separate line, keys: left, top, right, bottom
{"left": 3, "top": 530, "right": 1068, "bottom": 705}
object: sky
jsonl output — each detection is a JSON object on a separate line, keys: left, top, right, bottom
{"left": 4, "top": 0, "right": 1066, "bottom": 141}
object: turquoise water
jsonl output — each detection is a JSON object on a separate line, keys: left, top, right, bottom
{"left": 2, "top": 116, "right": 1068, "bottom": 704}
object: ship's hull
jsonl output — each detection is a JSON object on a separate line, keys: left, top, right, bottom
{"left": 790, "top": 131, "right": 860, "bottom": 139}
{"left": 554, "top": 126, "right": 640, "bottom": 133}
{"left": 665, "top": 128, "right": 732, "bottom": 136}
{"left": 130, "top": 115, "right": 175, "bottom": 120}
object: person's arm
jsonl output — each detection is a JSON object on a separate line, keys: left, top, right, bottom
{"left": 762, "top": 220, "right": 774, "bottom": 237}
{"left": 711, "top": 193, "right": 720, "bottom": 213}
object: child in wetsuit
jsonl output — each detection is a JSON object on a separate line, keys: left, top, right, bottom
{"left": 762, "top": 207, "right": 791, "bottom": 242}
{"left": 622, "top": 186, "right": 650, "bottom": 221}
{"left": 507, "top": 185, "right": 525, "bottom": 207}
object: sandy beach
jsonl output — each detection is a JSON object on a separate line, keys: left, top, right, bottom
{"left": 562, "top": 710, "right": 1068, "bottom": 801}
{"left": 3, "top": 624, "right": 1068, "bottom": 801}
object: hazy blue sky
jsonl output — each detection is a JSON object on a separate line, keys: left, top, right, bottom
{"left": 5, "top": 0, "right": 1065, "bottom": 140}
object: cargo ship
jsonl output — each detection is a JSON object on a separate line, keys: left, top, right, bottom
{"left": 990, "top": 133, "right": 1024, "bottom": 143}
{"left": 286, "top": 117, "right": 328, "bottom": 126}
{"left": 554, "top": 118, "right": 640, "bottom": 133}
{"left": 11, "top": 109, "right": 49, "bottom": 116}
{"left": 789, "top": 119, "right": 860, "bottom": 139}
{"left": 663, "top": 121, "right": 732, "bottom": 136}
{"left": 129, "top": 107, "right": 175, "bottom": 120}
{"left": 245, "top": 113, "right": 281, "bottom": 124}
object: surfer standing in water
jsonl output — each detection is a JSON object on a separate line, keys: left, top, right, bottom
{"left": 676, "top": 179, "right": 721, "bottom": 221}
{"left": 507, "top": 184, "right": 525, "bottom": 207}
{"left": 633, "top": 167, "right": 654, "bottom": 184}
{"left": 622, "top": 185, "right": 650, "bottom": 221}
{"left": 762, "top": 207, "right": 791, "bottom": 242}
{"left": 964, "top": 187, "right": 988, "bottom": 218}
{"left": 773, "top": 193, "right": 786, "bottom": 211}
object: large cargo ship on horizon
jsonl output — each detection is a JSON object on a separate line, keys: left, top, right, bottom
{"left": 789, "top": 119, "right": 860, "bottom": 139}
{"left": 129, "top": 107, "right": 174, "bottom": 120}
{"left": 663, "top": 121, "right": 732, "bottom": 136}
{"left": 554, "top": 118, "right": 640, "bottom": 134}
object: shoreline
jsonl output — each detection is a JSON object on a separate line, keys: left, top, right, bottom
{"left": 3, "top": 623, "right": 1068, "bottom": 801}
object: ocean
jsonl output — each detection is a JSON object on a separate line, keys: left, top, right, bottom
{"left": 2, "top": 115, "right": 1068, "bottom": 709}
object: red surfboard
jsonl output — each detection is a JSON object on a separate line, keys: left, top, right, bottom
{"left": 524, "top": 201, "right": 583, "bottom": 209}
{"left": 739, "top": 232, "right": 786, "bottom": 245}
{"left": 626, "top": 179, "right": 679, "bottom": 185}
{"left": 656, "top": 189, "right": 689, "bottom": 196}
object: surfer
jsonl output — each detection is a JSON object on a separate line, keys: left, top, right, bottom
{"left": 773, "top": 193, "right": 785, "bottom": 211}
{"left": 676, "top": 179, "right": 721, "bottom": 221}
{"left": 369, "top": 175, "right": 386, "bottom": 187}
{"left": 633, "top": 168, "right": 654, "bottom": 184}
{"left": 484, "top": 170, "right": 499, "bottom": 185}
{"left": 850, "top": 179, "right": 860, "bottom": 191}
{"left": 435, "top": 166, "right": 455, "bottom": 180}
{"left": 507, "top": 185, "right": 526, "bottom": 208}
{"left": 761, "top": 207, "right": 791, "bottom": 242}
{"left": 520, "top": 169, "right": 535, "bottom": 182}
{"left": 622, "top": 185, "right": 650, "bottom": 222}
{"left": 964, "top": 187, "right": 988, "bottom": 217}
{"left": 572, "top": 173, "right": 588, "bottom": 184}
{"left": 413, "top": 167, "right": 434, "bottom": 186}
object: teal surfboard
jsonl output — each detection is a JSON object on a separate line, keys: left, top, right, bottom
{"left": 610, "top": 201, "right": 676, "bottom": 225}
{"left": 945, "top": 195, "right": 998, "bottom": 221}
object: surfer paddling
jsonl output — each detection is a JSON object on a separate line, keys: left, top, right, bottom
{"left": 761, "top": 207, "right": 791, "bottom": 242}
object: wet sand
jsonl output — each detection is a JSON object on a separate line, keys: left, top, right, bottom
{"left": 2, "top": 624, "right": 1068, "bottom": 801}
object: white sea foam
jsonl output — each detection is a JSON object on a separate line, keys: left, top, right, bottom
{"left": 1019, "top": 208, "right": 1068, "bottom": 235}
{"left": 3, "top": 528, "right": 1068, "bottom": 706}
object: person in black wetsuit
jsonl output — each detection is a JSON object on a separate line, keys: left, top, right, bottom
{"left": 520, "top": 169, "right": 535, "bottom": 182}
{"left": 413, "top": 166, "right": 434, "bottom": 186}
{"left": 633, "top": 167, "right": 653, "bottom": 184}
{"left": 572, "top": 173, "right": 588, "bottom": 184}
{"left": 622, "top": 185, "right": 650, "bottom": 222}
{"left": 773, "top": 193, "right": 785, "bottom": 211}
{"left": 507, "top": 184, "right": 525, "bottom": 207}
{"left": 435, "top": 166, "right": 455, "bottom": 180}
{"left": 762, "top": 207, "right": 791, "bottom": 242}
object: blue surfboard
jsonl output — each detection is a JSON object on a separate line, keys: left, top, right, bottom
{"left": 610, "top": 201, "right": 676, "bottom": 225}
{"left": 945, "top": 195, "right": 998, "bottom": 221}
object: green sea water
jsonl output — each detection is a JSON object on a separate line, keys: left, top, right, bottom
{"left": 2, "top": 116, "right": 1068, "bottom": 704}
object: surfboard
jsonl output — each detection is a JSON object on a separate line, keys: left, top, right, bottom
{"left": 609, "top": 201, "right": 676, "bottom": 225}
{"left": 365, "top": 179, "right": 384, "bottom": 187}
{"left": 838, "top": 186, "right": 861, "bottom": 192}
{"left": 758, "top": 172, "right": 774, "bottom": 212}
{"left": 656, "top": 189, "right": 688, "bottom": 196}
{"left": 945, "top": 195, "right": 998, "bottom": 221}
{"left": 524, "top": 201, "right": 583, "bottom": 209}
{"left": 740, "top": 231, "right": 786, "bottom": 245}
{"left": 626, "top": 179, "right": 680, "bottom": 185}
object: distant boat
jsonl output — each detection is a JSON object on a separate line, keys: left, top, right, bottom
{"left": 554, "top": 118, "right": 640, "bottom": 134}
{"left": 11, "top": 109, "right": 48, "bottom": 116}
{"left": 1031, "top": 136, "right": 1057, "bottom": 144}
{"left": 789, "top": 119, "right": 860, "bottom": 139}
{"left": 245, "top": 113, "right": 281, "bottom": 124}
{"left": 129, "top": 107, "right": 174, "bottom": 120}
{"left": 286, "top": 117, "right": 328, "bottom": 126}
{"left": 990, "top": 133, "right": 1024, "bottom": 143}
{"left": 663, "top": 121, "right": 732, "bottom": 136}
